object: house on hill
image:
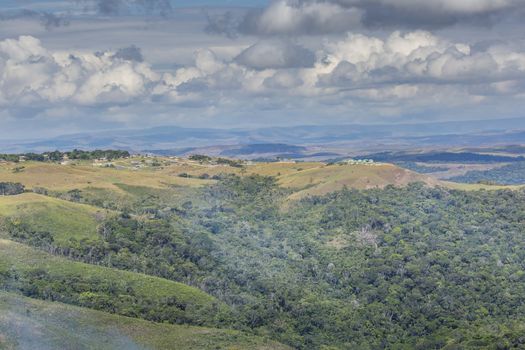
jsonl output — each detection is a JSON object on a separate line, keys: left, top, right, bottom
{"left": 93, "top": 157, "right": 109, "bottom": 165}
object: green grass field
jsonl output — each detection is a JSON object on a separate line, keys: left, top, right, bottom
{"left": 0, "top": 291, "right": 290, "bottom": 350}
{"left": 0, "top": 193, "right": 104, "bottom": 244}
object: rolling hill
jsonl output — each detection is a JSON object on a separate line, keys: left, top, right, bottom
{"left": 0, "top": 193, "right": 104, "bottom": 244}
{"left": 276, "top": 163, "right": 440, "bottom": 198}
{"left": 1, "top": 157, "right": 511, "bottom": 203}
{"left": 0, "top": 239, "right": 225, "bottom": 326}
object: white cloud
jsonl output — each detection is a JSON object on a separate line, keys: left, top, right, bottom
{"left": 0, "top": 35, "right": 159, "bottom": 107}
{"left": 2, "top": 31, "right": 525, "bottom": 131}
{"left": 235, "top": 40, "right": 315, "bottom": 70}
{"left": 316, "top": 31, "right": 525, "bottom": 89}
{"left": 264, "top": 70, "right": 304, "bottom": 89}
{"left": 0, "top": 35, "right": 47, "bottom": 61}
{"left": 245, "top": 0, "right": 363, "bottom": 35}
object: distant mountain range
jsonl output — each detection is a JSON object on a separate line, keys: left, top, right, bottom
{"left": 3, "top": 117, "right": 525, "bottom": 158}
{"left": 354, "top": 151, "right": 525, "bottom": 163}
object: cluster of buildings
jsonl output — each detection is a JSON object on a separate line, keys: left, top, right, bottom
{"left": 342, "top": 159, "right": 376, "bottom": 165}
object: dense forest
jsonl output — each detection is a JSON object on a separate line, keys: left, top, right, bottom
{"left": 450, "top": 162, "right": 525, "bottom": 185}
{"left": 3, "top": 175, "right": 525, "bottom": 348}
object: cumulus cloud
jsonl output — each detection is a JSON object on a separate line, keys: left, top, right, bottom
{"left": 0, "top": 36, "right": 158, "bottom": 107}
{"left": 2, "top": 32, "right": 525, "bottom": 125}
{"left": 316, "top": 31, "right": 525, "bottom": 90}
{"left": 264, "top": 70, "right": 304, "bottom": 89}
{"left": 240, "top": 1, "right": 363, "bottom": 35}
{"left": 173, "top": 30, "right": 525, "bottom": 106}
{"left": 207, "top": 0, "right": 525, "bottom": 36}
{"left": 112, "top": 46, "right": 144, "bottom": 62}
{"left": 235, "top": 41, "right": 315, "bottom": 70}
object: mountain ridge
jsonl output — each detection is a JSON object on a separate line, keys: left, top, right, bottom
{"left": 4, "top": 117, "right": 525, "bottom": 155}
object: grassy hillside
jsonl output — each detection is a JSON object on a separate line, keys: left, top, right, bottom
{"left": 278, "top": 163, "right": 439, "bottom": 199}
{"left": 0, "top": 292, "right": 290, "bottom": 350}
{"left": 164, "top": 159, "right": 496, "bottom": 197}
{"left": 0, "top": 239, "right": 226, "bottom": 326}
{"left": 0, "top": 193, "right": 103, "bottom": 244}
{"left": 160, "top": 160, "right": 441, "bottom": 196}
{"left": 2, "top": 157, "right": 514, "bottom": 202}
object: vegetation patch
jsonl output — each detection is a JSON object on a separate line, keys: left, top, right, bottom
{"left": 449, "top": 161, "right": 525, "bottom": 185}
{"left": 0, "top": 239, "right": 229, "bottom": 327}
{"left": 0, "top": 182, "right": 24, "bottom": 196}
{"left": 0, "top": 292, "right": 290, "bottom": 350}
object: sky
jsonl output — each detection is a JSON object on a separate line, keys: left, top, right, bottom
{"left": 1, "top": 0, "right": 525, "bottom": 139}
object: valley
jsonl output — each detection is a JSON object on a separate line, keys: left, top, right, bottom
{"left": 2, "top": 153, "right": 525, "bottom": 348}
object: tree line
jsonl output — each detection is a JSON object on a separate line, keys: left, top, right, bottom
{"left": 0, "top": 182, "right": 25, "bottom": 195}
{"left": 0, "top": 150, "right": 130, "bottom": 162}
